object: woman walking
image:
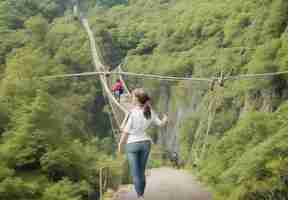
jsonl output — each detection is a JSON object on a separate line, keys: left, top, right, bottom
{"left": 118, "top": 88, "right": 168, "bottom": 200}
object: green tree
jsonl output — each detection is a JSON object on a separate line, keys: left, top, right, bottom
{"left": 25, "top": 16, "right": 48, "bottom": 42}
{"left": 41, "top": 179, "right": 83, "bottom": 200}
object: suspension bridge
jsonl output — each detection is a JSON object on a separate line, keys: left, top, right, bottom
{"left": 43, "top": 2, "right": 288, "bottom": 200}
{"left": 71, "top": 2, "right": 213, "bottom": 199}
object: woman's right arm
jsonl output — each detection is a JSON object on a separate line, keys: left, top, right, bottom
{"left": 153, "top": 112, "right": 168, "bottom": 127}
{"left": 118, "top": 131, "right": 129, "bottom": 154}
{"left": 118, "top": 112, "right": 132, "bottom": 154}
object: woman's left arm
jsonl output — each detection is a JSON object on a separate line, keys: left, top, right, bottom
{"left": 159, "top": 114, "right": 168, "bottom": 127}
{"left": 153, "top": 112, "right": 168, "bottom": 127}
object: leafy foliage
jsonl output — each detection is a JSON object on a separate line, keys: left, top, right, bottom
{"left": 41, "top": 179, "right": 85, "bottom": 200}
{"left": 1, "top": 0, "right": 288, "bottom": 199}
{"left": 89, "top": 0, "right": 288, "bottom": 199}
{"left": 0, "top": 1, "right": 123, "bottom": 199}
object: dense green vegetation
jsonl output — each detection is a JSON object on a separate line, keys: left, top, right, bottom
{"left": 1, "top": 0, "right": 288, "bottom": 199}
{"left": 87, "top": 0, "right": 288, "bottom": 199}
{"left": 0, "top": 0, "right": 126, "bottom": 199}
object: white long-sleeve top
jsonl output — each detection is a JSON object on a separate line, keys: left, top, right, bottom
{"left": 123, "top": 106, "right": 162, "bottom": 144}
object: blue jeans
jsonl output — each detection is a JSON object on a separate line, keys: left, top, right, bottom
{"left": 125, "top": 141, "right": 151, "bottom": 197}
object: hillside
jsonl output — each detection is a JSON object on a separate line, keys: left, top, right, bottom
{"left": 89, "top": 0, "right": 288, "bottom": 199}
{"left": 0, "top": 0, "right": 288, "bottom": 200}
{"left": 0, "top": 1, "right": 123, "bottom": 199}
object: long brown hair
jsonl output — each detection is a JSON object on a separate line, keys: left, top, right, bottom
{"left": 133, "top": 88, "right": 151, "bottom": 119}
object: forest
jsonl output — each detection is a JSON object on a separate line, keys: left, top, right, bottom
{"left": 0, "top": 0, "right": 288, "bottom": 199}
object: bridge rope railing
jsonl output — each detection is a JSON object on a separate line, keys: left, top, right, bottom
{"left": 79, "top": 9, "right": 130, "bottom": 199}
{"left": 42, "top": 69, "right": 288, "bottom": 82}
{"left": 81, "top": 17, "right": 128, "bottom": 115}
{"left": 80, "top": 14, "right": 132, "bottom": 144}
{"left": 225, "top": 70, "right": 288, "bottom": 80}
{"left": 42, "top": 71, "right": 212, "bottom": 81}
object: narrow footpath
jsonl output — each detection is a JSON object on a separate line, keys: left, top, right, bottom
{"left": 113, "top": 167, "right": 212, "bottom": 200}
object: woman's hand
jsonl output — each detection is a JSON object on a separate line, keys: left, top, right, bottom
{"left": 161, "top": 114, "right": 168, "bottom": 127}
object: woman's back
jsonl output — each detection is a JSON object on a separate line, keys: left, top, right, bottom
{"left": 123, "top": 106, "right": 162, "bottom": 144}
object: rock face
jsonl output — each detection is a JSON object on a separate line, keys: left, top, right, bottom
{"left": 156, "top": 82, "right": 206, "bottom": 157}
{"left": 157, "top": 78, "right": 288, "bottom": 163}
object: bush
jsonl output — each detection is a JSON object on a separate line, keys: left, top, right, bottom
{"left": 0, "top": 177, "right": 39, "bottom": 200}
{"left": 41, "top": 179, "right": 83, "bottom": 200}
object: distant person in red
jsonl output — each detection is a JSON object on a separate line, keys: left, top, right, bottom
{"left": 112, "top": 79, "right": 124, "bottom": 102}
